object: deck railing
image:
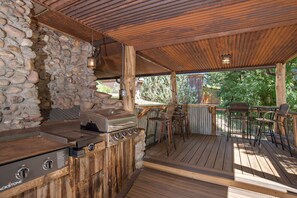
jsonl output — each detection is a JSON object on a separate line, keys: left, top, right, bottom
{"left": 137, "top": 104, "right": 297, "bottom": 148}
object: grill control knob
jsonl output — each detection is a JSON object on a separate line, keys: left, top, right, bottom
{"left": 88, "top": 143, "right": 95, "bottom": 151}
{"left": 43, "top": 159, "right": 54, "bottom": 170}
{"left": 133, "top": 128, "right": 138, "bottom": 133}
{"left": 112, "top": 133, "right": 119, "bottom": 141}
{"left": 122, "top": 131, "right": 127, "bottom": 136}
{"left": 15, "top": 166, "right": 30, "bottom": 180}
{"left": 128, "top": 129, "right": 133, "bottom": 135}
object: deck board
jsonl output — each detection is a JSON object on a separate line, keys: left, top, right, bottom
{"left": 205, "top": 136, "right": 221, "bottom": 169}
{"left": 145, "top": 134, "right": 297, "bottom": 189}
{"left": 223, "top": 137, "right": 233, "bottom": 172}
{"left": 196, "top": 135, "right": 217, "bottom": 166}
{"left": 188, "top": 135, "right": 211, "bottom": 165}
{"left": 170, "top": 135, "right": 199, "bottom": 161}
{"left": 213, "top": 136, "right": 226, "bottom": 171}
{"left": 181, "top": 135, "right": 206, "bottom": 164}
{"left": 126, "top": 168, "right": 280, "bottom": 198}
{"left": 126, "top": 168, "right": 228, "bottom": 198}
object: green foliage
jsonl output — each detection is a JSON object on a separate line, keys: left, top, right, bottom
{"left": 140, "top": 76, "right": 172, "bottom": 104}
{"left": 139, "top": 58, "right": 297, "bottom": 109}
{"left": 286, "top": 59, "right": 297, "bottom": 110}
{"left": 140, "top": 75, "right": 198, "bottom": 104}
{"left": 205, "top": 57, "right": 297, "bottom": 110}
{"left": 177, "top": 75, "right": 198, "bottom": 104}
{"left": 96, "top": 81, "right": 113, "bottom": 93}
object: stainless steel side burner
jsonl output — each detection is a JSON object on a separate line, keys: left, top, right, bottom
{"left": 41, "top": 120, "right": 103, "bottom": 158}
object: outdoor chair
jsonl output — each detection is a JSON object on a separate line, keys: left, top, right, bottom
{"left": 254, "top": 104, "right": 293, "bottom": 156}
{"left": 172, "top": 104, "right": 190, "bottom": 142}
{"left": 227, "top": 102, "right": 251, "bottom": 142}
{"left": 145, "top": 108, "right": 163, "bottom": 144}
{"left": 146, "top": 104, "right": 177, "bottom": 156}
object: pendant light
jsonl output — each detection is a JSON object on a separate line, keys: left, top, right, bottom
{"left": 87, "top": 30, "right": 96, "bottom": 68}
{"left": 221, "top": 54, "right": 231, "bottom": 64}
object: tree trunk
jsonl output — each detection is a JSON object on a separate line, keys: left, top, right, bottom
{"left": 123, "top": 45, "right": 136, "bottom": 113}
{"left": 275, "top": 63, "right": 286, "bottom": 106}
{"left": 170, "top": 72, "right": 177, "bottom": 104}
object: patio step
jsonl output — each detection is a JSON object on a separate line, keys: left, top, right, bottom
{"left": 143, "top": 156, "right": 297, "bottom": 198}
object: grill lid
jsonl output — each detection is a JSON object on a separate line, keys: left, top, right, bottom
{"left": 80, "top": 108, "right": 137, "bottom": 132}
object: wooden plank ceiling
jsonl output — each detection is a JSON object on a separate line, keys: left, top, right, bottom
{"left": 141, "top": 25, "right": 297, "bottom": 72}
{"left": 32, "top": 0, "right": 297, "bottom": 79}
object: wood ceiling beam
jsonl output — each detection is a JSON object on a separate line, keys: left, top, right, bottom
{"left": 174, "top": 64, "right": 276, "bottom": 75}
{"left": 94, "top": 37, "right": 117, "bottom": 47}
{"left": 32, "top": 0, "right": 106, "bottom": 42}
{"left": 136, "top": 19, "right": 297, "bottom": 51}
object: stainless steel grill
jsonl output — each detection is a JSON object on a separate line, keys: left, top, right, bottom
{"left": 80, "top": 108, "right": 137, "bottom": 133}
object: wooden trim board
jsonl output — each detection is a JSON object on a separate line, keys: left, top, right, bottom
{"left": 143, "top": 160, "right": 297, "bottom": 198}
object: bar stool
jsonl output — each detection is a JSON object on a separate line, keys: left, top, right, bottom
{"left": 145, "top": 108, "right": 162, "bottom": 144}
{"left": 146, "top": 105, "right": 176, "bottom": 155}
{"left": 172, "top": 104, "right": 190, "bottom": 142}
{"left": 254, "top": 104, "right": 293, "bottom": 156}
{"left": 227, "top": 102, "right": 251, "bottom": 142}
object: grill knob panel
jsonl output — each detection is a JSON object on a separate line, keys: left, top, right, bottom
{"left": 43, "top": 159, "right": 54, "bottom": 170}
{"left": 15, "top": 166, "right": 30, "bottom": 180}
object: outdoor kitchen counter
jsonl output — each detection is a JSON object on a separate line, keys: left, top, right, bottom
{"left": 0, "top": 121, "right": 145, "bottom": 198}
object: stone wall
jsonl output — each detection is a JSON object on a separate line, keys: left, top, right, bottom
{"left": 0, "top": 0, "right": 41, "bottom": 131}
{"left": 0, "top": 0, "right": 123, "bottom": 131}
{"left": 134, "top": 129, "right": 145, "bottom": 169}
{"left": 32, "top": 25, "right": 123, "bottom": 119}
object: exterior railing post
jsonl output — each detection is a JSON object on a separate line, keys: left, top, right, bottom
{"left": 209, "top": 106, "right": 217, "bottom": 135}
{"left": 293, "top": 114, "right": 297, "bottom": 147}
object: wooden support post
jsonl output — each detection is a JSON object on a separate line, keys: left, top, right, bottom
{"left": 275, "top": 63, "right": 286, "bottom": 106}
{"left": 293, "top": 115, "right": 297, "bottom": 147}
{"left": 123, "top": 45, "right": 136, "bottom": 113}
{"left": 209, "top": 106, "right": 217, "bottom": 135}
{"left": 170, "top": 72, "right": 177, "bottom": 104}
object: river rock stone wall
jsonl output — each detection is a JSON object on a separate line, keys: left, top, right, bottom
{"left": 32, "top": 25, "right": 123, "bottom": 119}
{"left": 134, "top": 129, "right": 145, "bottom": 169}
{"left": 0, "top": 0, "right": 41, "bottom": 131}
{"left": 0, "top": 0, "right": 123, "bottom": 131}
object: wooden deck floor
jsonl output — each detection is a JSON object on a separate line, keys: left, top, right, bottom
{"left": 126, "top": 168, "right": 279, "bottom": 198}
{"left": 145, "top": 134, "right": 297, "bottom": 188}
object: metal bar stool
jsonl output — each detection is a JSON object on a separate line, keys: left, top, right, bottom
{"left": 145, "top": 108, "right": 162, "bottom": 144}
{"left": 172, "top": 104, "right": 190, "bottom": 142}
{"left": 146, "top": 105, "right": 177, "bottom": 155}
{"left": 227, "top": 102, "right": 251, "bottom": 142}
{"left": 254, "top": 104, "right": 293, "bottom": 156}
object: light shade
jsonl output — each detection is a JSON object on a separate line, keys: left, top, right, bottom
{"left": 222, "top": 54, "right": 231, "bottom": 64}
{"left": 87, "top": 56, "right": 96, "bottom": 68}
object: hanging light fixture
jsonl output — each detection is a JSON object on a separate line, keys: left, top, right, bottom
{"left": 87, "top": 30, "right": 96, "bottom": 68}
{"left": 221, "top": 54, "right": 231, "bottom": 64}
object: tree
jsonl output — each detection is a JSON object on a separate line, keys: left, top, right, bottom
{"left": 140, "top": 76, "right": 172, "bottom": 104}
{"left": 140, "top": 75, "right": 198, "bottom": 104}
{"left": 205, "top": 57, "right": 297, "bottom": 110}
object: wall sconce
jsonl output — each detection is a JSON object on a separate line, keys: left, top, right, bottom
{"left": 87, "top": 56, "right": 96, "bottom": 68}
{"left": 221, "top": 54, "right": 231, "bottom": 64}
{"left": 87, "top": 31, "right": 96, "bottom": 69}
